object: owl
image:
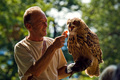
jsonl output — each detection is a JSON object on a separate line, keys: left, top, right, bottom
{"left": 67, "top": 18, "right": 103, "bottom": 77}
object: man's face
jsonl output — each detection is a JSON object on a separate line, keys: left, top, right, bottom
{"left": 31, "top": 11, "right": 48, "bottom": 37}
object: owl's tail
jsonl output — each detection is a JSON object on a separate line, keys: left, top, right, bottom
{"left": 85, "top": 57, "right": 100, "bottom": 77}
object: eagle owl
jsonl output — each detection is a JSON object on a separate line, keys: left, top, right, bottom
{"left": 67, "top": 18, "right": 103, "bottom": 77}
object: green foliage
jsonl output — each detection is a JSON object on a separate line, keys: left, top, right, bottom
{"left": 0, "top": 0, "right": 120, "bottom": 80}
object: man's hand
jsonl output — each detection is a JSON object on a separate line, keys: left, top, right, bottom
{"left": 52, "top": 31, "right": 68, "bottom": 49}
{"left": 52, "top": 35, "right": 66, "bottom": 49}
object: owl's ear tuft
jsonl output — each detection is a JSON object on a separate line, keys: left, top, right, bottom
{"left": 73, "top": 20, "right": 80, "bottom": 26}
{"left": 67, "top": 19, "right": 71, "bottom": 25}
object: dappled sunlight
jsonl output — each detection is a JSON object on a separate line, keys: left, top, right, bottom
{"left": 0, "top": 0, "right": 120, "bottom": 80}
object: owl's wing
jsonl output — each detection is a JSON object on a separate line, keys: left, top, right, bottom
{"left": 87, "top": 31, "right": 103, "bottom": 63}
{"left": 76, "top": 27, "right": 103, "bottom": 64}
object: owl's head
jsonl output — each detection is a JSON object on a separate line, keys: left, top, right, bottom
{"left": 67, "top": 18, "right": 83, "bottom": 32}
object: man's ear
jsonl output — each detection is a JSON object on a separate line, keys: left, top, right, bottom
{"left": 25, "top": 23, "right": 32, "bottom": 31}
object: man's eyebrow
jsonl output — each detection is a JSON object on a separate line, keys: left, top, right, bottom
{"left": 39, "top": 19, "right": 47, "bottom": 22}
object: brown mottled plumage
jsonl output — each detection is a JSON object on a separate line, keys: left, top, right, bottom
{"left": 67, "top": 18, "right": 103, "bottom": 77}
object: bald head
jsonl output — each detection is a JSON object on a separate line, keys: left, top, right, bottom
{"left": 23, "top": 6, "right": 44, "bottom": 27}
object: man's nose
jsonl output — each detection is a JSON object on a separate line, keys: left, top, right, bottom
{"left": 44, "top": 22, "right": 48, "bottom": 27}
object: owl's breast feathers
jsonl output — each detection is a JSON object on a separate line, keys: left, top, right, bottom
{"left": 67, "top": 32, "right": 81, "bottom": 61}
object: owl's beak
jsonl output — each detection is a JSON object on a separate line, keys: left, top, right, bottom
{"left": 70, "top": 26, "right": 75, "bottom": 31}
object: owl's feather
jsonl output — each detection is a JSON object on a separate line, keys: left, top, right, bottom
{"left": 67, "top": 18, "right": 103, "bottom": 77}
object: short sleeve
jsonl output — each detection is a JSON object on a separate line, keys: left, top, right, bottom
{"left": 57, "top": 49, "right": 67, "bottom": 69}
{"left": 14, "top": 43, "right": 36, "bottom": 77}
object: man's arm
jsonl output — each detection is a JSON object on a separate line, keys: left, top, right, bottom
{"left": 58, "top": 66, "right": 71, "bottom": 79}
{"left": 25, "top": 35, "right": 66, "bottom": 77}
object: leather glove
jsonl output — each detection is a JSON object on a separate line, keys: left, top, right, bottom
{"left": 72, "top": 56, "right": 92, "bottom": 72}
{"left": 66, "top": 56, "right": 92, "bottom": 74}
{"left": 65, "top": 63, "right": 75, "bottom": 73}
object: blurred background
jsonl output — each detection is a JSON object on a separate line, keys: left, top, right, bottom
{"left": 0, "top": 0, "right": 120, "bottom": 80}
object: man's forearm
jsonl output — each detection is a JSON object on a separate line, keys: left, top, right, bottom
{"left": 58, "top": 66, "right": 71, "bottom": 79}
{"left": 25, "top": 44, "right": 57, "bottom": 77}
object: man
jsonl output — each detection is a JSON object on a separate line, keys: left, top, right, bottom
{"left": 14, "top": 6, "right": 91, "bottom": 80}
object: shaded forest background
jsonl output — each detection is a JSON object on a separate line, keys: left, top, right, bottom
{"left": 0, "top": 0, "right": 120, "bottom": 80}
